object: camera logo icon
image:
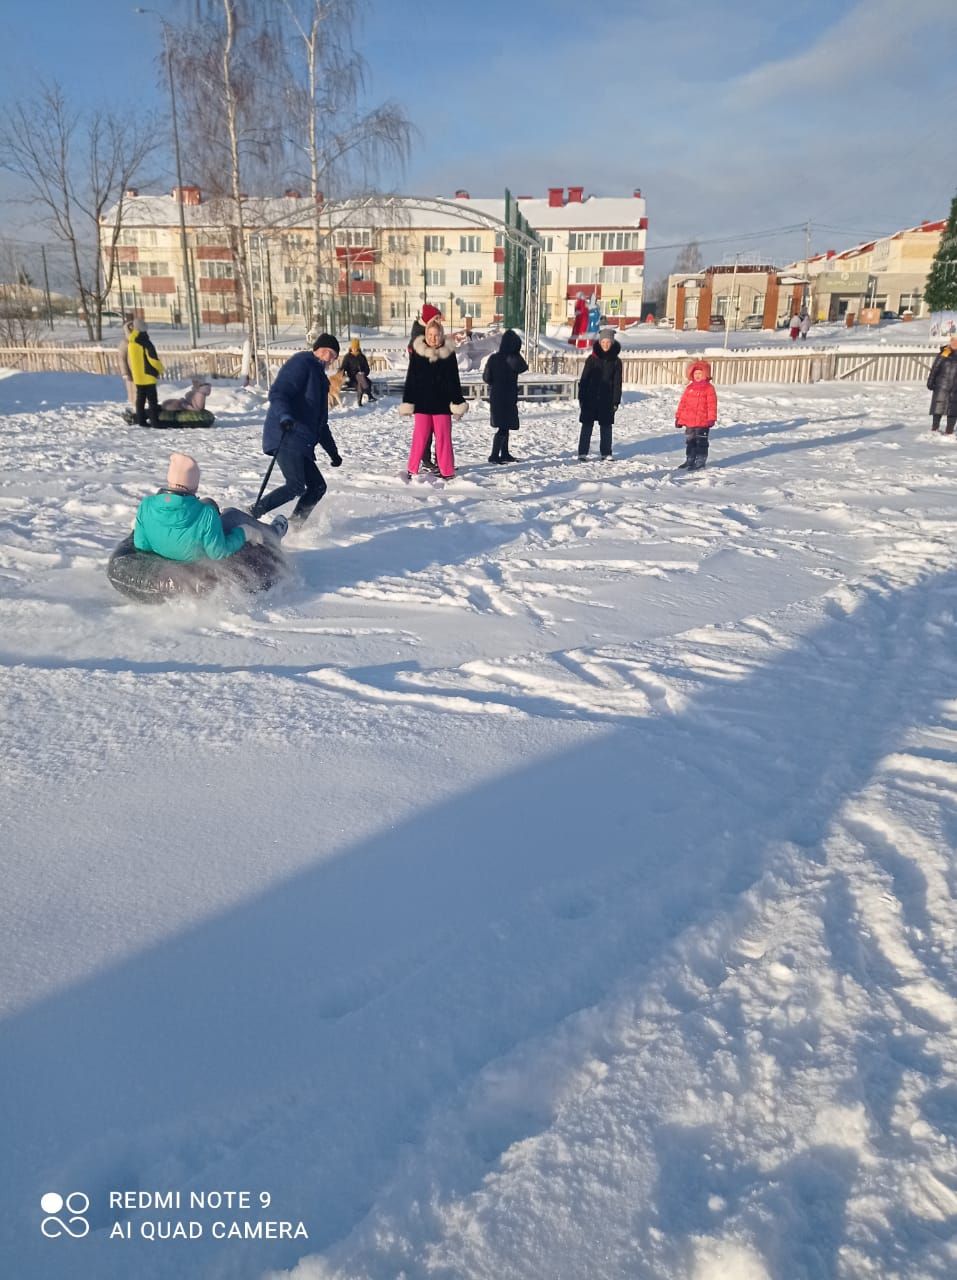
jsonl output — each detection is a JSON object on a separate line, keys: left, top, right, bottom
{"left": 40, "top": 1192, "right": 90, "bottom": 1239}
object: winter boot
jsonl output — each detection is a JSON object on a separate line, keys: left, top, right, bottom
{"left": 488, "top": 429, "right": 506, "bottom": 463}
{"left": 270, "top": 515, "right": 289, "bottom": 539}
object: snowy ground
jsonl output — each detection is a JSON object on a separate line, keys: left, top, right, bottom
{"left": 1, "top": 369, "right": 956, "bottom": 1280}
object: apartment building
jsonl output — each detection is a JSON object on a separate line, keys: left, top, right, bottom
{"left": 666, "top": 264, "right": 806, "bottom": 331}
{"left": 103, "top": 185, "right": 647, "bottom": 332}
{"left": 785, "top": 220, "right": 944, "bottom": 321}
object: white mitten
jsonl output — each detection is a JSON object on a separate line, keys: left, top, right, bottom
{"left": 450, "top": 401, "right": 468, "bottom": 418}
{"left": 398, "top": 402, "right": 415, "bottom": 417}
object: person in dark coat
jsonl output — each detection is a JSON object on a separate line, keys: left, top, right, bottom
{"left": 482, "top": 329, "right": 528, "bottom": 463}
{"left": 251, "top": 334, "right": 342, "bottom": 527}
{"left": 577, "top": 328, "right": 623, "bottom": 460}
{"left": 400, "top": 317, "right": 468, "bottom": 479}
{"left": 927, "top": 334, "right": 957, "bottom": 433}
{"left": 341, "top": 338, "right": 376, "bottom": 405}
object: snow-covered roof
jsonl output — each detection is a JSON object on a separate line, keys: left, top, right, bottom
{"left": 106, "top": 191, "right": 647, "bottom": 234}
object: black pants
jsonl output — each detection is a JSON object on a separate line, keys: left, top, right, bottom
{"left": 135, "top": 383, "right": 160, "bottom": 427}
{"left": 684, "top": 427, "right": 710, "bottom": 467}
{"left": 255, "top": 449, "right": 327, "bottom": 523}
{"left": 931, "top": 414, "right": 957, "bottom": 433}
{"left": 578, "top": 419, "right": 612, "bottom": 457}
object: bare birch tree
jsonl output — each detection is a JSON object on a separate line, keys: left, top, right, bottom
{"left": 280, "top": 0, "right": 412, "bottom": 332}
{"left": 0, "top": 83, "right": 157, "bottom": 341}
{"left": 172, "top": 2, "right": 289, "bottom": 352}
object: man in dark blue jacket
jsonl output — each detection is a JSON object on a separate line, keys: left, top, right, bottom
{"left": 251, "top": 334, "right": 343, "bottom": 526}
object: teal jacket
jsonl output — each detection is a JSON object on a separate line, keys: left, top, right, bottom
{"left": 133, "top": 490, "right": 246, "bottom": 562}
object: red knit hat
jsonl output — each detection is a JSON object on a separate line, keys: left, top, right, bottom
{"left": 686, "top": 359, "right": 712, "bottom": 381}
{"left": 421, "top": 303, "right": 440, "bottom": 325}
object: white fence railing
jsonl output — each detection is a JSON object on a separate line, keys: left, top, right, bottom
{"left": 0, "top": 345, "right": 938, "bottom": 388}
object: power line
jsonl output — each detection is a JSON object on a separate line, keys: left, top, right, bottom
{"left": 646, "top": 223, "right": 808, "bottom": 254}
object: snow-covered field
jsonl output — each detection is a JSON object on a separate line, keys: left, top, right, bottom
{"left": 1, "top": 369, "right": 956, "bottom": 1280}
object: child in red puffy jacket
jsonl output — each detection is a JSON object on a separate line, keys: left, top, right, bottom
{"left": 675, "top": 359, "right": 717, "bottom": 470}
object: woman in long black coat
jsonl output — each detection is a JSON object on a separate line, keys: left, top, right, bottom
{"left": 577, "top": 328, "right": 623, "bottom": 460}
{"left": 928, "top": 335, "right": 957, "bottom": 432}
{"left": 482, "top": 329, "right": 528, "bottom": 462}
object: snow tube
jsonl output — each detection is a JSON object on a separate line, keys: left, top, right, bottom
{"left": 107, "top": 511, "right": 288, "bottom": 604}
{"left": 122, "top": 408, "right": 217, "bottom": 428}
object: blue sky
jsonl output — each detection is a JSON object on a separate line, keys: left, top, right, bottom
{"left": 1, "top": 0, "right": 955, "bottom": 280}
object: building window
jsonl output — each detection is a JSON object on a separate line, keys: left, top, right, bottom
{"left": 460, "top": 234, "right": 481, "bottom": 253}
{"left": 334, "top": 228, "right": 371, "bottom": 247}
{"left": 125, "top": 261, "right": 170, "bottom": 277}
{"left": 460, "top": 269, "right": 482, "bottom": 286}
{"left": 568, "top": 232, "right": 641, "bottom": 252}
{"left": 898, "top": 290, "right": 921, "bottom": 313}
{"left": 573, "top": 267, "right": 600, "bottom": 285}
{"left": 424, "top": 268, "right": 445, "bottom": 287}
{"left": 199, "top": 261, "right": 234, "bottom": 279}
{"left": 424, "top": 235, "right": 446, "bottom": 253}
{"left": 283, "top": 266, "right": 300, "bottom": 284}
{"left": 599, "top": 266, "right": 630, "bottom": 284}
{"left": 285, "top": 296, "right": 301, "bottom": 316}
{"left": 458, "top": 300, "right": 481, "bottom": 319}
{"left": 387, "top": 235, "right": 410, "bottom": 254}
{"left": 389, "top": 300, "right": 407, "bottom": 319}
{"left": 540, "top": 236, "right": 555, "bottom": 254}
{"left": 388, "top": 268, "right": 411, "bottom": 286}
{"left": 751, "top": 293, "right": 765, "bottom": 315}
{"left": 495, "top": 263, "right": 505, "bottom": 282}
{"left": 544, "top": 269, "right": 553, "bottom": 286}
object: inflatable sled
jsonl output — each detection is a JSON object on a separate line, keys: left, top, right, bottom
{"left": 122, "top": 407, "right": 217, "bottom": 428}
{"left": 107, "top": 509, "right": 288, "bottom": 604}
{"left": 123, "top": 377, "right": 216, "bottom": 428}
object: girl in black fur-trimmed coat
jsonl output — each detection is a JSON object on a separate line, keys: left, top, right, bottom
{"left": 400, "top": 317, "right": 468, "bottom": 478}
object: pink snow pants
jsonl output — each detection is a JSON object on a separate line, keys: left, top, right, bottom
{"left": 408, "top": 413, "right": 454, "bottom": 477}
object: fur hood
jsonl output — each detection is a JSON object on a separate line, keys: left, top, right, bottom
{"left": 412, "top": 334, "right": 456, "bottom": 362}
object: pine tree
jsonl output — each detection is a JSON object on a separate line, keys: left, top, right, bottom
{"left": 924, "top": 191, "right": 957, "bottom": 313}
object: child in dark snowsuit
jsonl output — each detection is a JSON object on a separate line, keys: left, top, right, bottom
{"left": 577, "top": 328, "right": 623, "bottom": 460}
{"left": 675, "top": 359, "right": 717, "bottom": 470}
{"left": 483, "top": 329, "right": 528, "bottom": 462}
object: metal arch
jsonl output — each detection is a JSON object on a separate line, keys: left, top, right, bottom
{"left": 343, "top": 194, "right": 544, "bottom": 252}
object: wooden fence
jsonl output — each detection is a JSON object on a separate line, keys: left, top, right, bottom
{"left": 538, "top": 347, "right": 937, "bottom": 387}
{"left": 0, "top": 344, "right": 938, "bottom": 388}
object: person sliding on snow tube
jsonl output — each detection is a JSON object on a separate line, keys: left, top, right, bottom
{"left": 133, "top": 452, "right": 270, "bottom": 562}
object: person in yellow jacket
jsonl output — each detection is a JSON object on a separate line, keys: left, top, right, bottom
{"left": 128, "top": 322, "right": 165, "bottom": 427}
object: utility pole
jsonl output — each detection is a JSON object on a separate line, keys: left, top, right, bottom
{"left": 40, "top": 245, "right": 54, "bottom": 329}
{"left": 136, "top": 8, "right": 200, "bottom": 347}
{"left": 723, "top": 254, "right": 740, "bottom": 350}
{"left": 804, "top": 219, "right": 812, "bottom": 311}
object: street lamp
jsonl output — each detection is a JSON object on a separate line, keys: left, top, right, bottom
{"left": 135, "top": 7, "right": 199, "bottom": 346}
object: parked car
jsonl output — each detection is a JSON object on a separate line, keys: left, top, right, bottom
{"left": 741, "top": 316, "right": 764, "bottom": 330}
{"left": 656, "top": 317, "right": 674, "bottom": 328}
{"left": 709, "top": 314, "right": 726, "bottom": 330}
{"left": 881, "top": 310, "right": 899, "bottom": 321}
